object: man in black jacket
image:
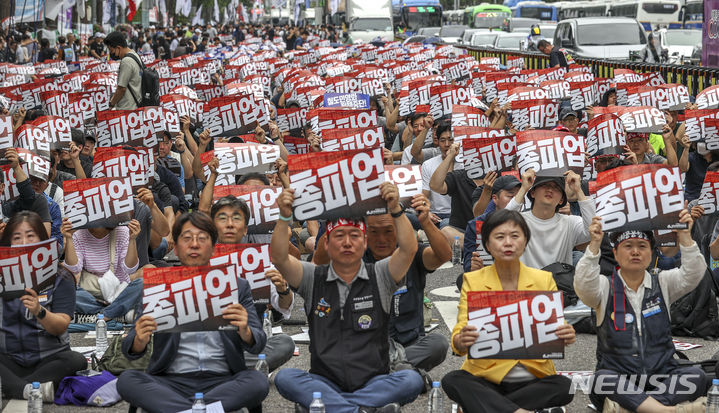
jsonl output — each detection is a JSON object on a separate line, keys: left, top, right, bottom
{"left": 116, "top": 212, "right": 268, "bottom": 412}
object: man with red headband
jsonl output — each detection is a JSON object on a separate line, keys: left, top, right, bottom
{"left": 574, "top": 211, "right": 707, "bottom": 413}
{"left": 270, "top": 182, "right": 424, "bottom": 413}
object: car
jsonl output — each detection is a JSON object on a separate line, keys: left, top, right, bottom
{"left": 470, "top": 31, "right": 500, "bottom": 47}
{"left": 417, "top": 27, "right": 441, "bottom": 36}
{"left": 493, "top": 32, "right": 527, "bottom": 50}
{"left": 538, "top": 23, "right": 556, "bottom": 40}
{"left": 458, "top": 28, "right": 488, "bottom": 44}
{"left": 439, "top": 24, "right": 469, "bottom": 43}
{"left": 657, "top": 28, "right": 702, "bottom": 64}
{"left": 552, "top": 17, "right": 647, "bottom": 59}
{"left": 504, "top": 17, "right": 541, "bottom": 32}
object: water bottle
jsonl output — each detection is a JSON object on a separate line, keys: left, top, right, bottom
{"left": 255, "top": 353, "right": 269, "bottom": 378}
{"left": 707, "top": 379, "right": 719, "bottom": 413}
{"left": 192, "top": 392, "right": 206, "bottom": 413}
{"left": 28, "top": 382, "right": 42, "bottom": 413}
{"left": 262, "top": 311, "right": 273, "bottom": 339}
{"left": 95, "top": 314, "right": 108, "bottom": 359}
{"left": 428, "top": 381, "right": 443, "bottom": 413}
{"left": 452, "top": 236, "right": 461, "bottom": 265}
{"left": 309, "top": 392, "right": 325, "bottom": 413}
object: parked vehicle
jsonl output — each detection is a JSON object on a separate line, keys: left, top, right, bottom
{"left": 439, "top": 24, "right": 469, "bottom": 43}
{"left": 552, "top": 16, "right": 647, "bottom": 59}
{"left": 392, "top": 0, "right": 442, "bottom": 34}
{"left": 607, "top": 0, "right": 682, "bottom": 30}
{"left": 657, "top": 28, "right": 702, "bottom": 64}
{"left": 346, "top": 0, "right": 394, "bottom": 43}
{"left": 493, "top": 31, "right": 526, "bottom": 50}
{"left": 511, "top": 1, "right": 558, "bottom": 21}
{"left": 470, "top": 31, "right": 500, "bottom": 46}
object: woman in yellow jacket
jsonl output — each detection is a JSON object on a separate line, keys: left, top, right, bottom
{"left": 442, "top": 209, "right": 577, "bottom": 413}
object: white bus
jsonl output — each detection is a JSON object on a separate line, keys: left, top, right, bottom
{"left": 607, "top": 0, "right": 682, "bottom": 30}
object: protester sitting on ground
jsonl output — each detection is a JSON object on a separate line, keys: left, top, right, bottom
{"left": 505, "top": 168, "right": 594, "bottom": 269}
{"left": 575, "top": 212, "right": 707, "bottom": 413}
{"left": 62, "top": 217, "right": 142, "bottom": 323}
{"left": 0, "top": 211, "right": 87, "bottom": 402}
{"left": 271, "top": 183, "right": 424, "bottom": 413}
{"left": 626, "top": 130, "right": 678, "bottom": 166}
{"left": 116, "top": 212, "right": 269, "bottom": 412}
{"left": 443, "top": 209, "right": 576, "bottom": 413}
{"left": 420, "top": 121, "right": 457, "bottom": 230}
{"left": 313, "top": 193, "right": 452, "bottom": 372}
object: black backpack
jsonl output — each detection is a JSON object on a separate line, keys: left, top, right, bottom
{"left": 124, "top": 53, "right": 160, "bottom": 107}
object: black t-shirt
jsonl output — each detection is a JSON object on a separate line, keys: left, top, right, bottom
{"left": 57, "top": 159, "right": 93, "bottom": 178}
{"left": 90, "top": 41, "right": 105, "bottom": 57}
{"left": 549, "top": 46, "right": 569, "bottom": 68}
{"left": 445, "top": 170, "right": 478, "bottom": 229}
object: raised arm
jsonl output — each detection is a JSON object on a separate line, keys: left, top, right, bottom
{"left": 192, "top": 130, "right": 211, "bottom": 184}
{"left": 414, "top": 194, "right": 451, "bottom": 270}
{"left": 271, "top": 188, "right": 304, "bottom": 289}
{"left": 509, "top": 168, "right": 535, "bottom": 209}
{"left": 197, "top": 157, "right": 219, "bottom": 215}
{"left": 410, "top": 127, "right": 429, "bottom": 163}
{"left": 383, "top": 182, "right": 418, "bottom": 283}
{"left": 429, "top": 143, "right": 458, "bottom": 195}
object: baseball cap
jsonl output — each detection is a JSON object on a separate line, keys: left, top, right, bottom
{"left": 94, "top": 32, "right": 105, "bottom": 38}
{"left": 491, "top": 175, "right": 521, "bottom": 195}
{"left": 528, "top": 176, "right": 567, "bottom": 209}
{"left": 559, "top": 107, "right": 577, "bottom": 121}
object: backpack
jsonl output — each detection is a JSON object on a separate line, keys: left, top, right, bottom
{"left": 541, "top": 262, "right": 578, "bottom": 307}
{"left": 93, "top": 334, "right": 153, "bottom": 375}
{"left": 124, "top": 52, "right": 160, "bottom": 107}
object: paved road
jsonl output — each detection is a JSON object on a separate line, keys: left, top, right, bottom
{"left": 5, "top": 263, "right": 717, "bottom": 413}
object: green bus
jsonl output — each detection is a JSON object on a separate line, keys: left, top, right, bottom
{"left": 464, "top": 3, "right": 512, "bottom": 28}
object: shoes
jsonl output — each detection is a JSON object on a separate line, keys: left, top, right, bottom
{"left": 417, "top": 229, "right": 428, "bottom": 243}
{"left": 124, "top": 309, "right": 136, "bottom": 324}
{"left": 295, "top": 403, "right": 309, "bottom": 413}
{"left": 675, "top": 397, "right": 706, "bottom": 413}
{"left": 536, "top": 407, "right": 566, "bottom": 413}
{"left": 73, "top": 313, "right": 98, "bottom": 324}
{"left": 359, "top": 403, "right": 401, "bottom": 413}
{"left": 601, "top": 399, "right": 632, "bottom": 413}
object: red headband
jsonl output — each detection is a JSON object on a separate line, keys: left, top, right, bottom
{"left": 327, "top": 218, "right": 365, "bottom": 235}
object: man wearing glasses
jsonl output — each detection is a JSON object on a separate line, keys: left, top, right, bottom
{"left": 116, "top": 212, "right": 269, "bottom": 412}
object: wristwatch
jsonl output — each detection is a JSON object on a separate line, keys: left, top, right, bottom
{"left": 390, "top": 206, "right": 406, "bottom": 218}
{"left": 37, "top": 307, "right": 47, "bottom": 320}
{"left": 277, "top": 283, "right": 291, "bottom": 295}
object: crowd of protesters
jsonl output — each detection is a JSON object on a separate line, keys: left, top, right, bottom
{"left": 0, "top": 19, "right": 718, "bottom": 413}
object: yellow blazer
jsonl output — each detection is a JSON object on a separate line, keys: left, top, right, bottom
{"left": 451, "top": 262, "right": 559, "bottom": 384}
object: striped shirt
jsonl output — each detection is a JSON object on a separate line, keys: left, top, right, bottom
{"left": 64, "top": 227, "right": 138, "bottom": 283}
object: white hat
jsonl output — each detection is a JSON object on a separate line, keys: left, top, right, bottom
{"left": 94, "top": 32, "right": 105, "bottom": 38}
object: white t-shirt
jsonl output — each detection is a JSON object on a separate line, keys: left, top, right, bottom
{"left": 421, "top": 155, "right": 452, "bottom": 215}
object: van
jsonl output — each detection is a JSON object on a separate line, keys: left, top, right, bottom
{"left": 552, "top": 16, "right": 647, "bottom": 59}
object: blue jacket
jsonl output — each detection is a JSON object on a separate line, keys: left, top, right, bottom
{"left": 121, "top": 276, "right": 265, "bottom": 375}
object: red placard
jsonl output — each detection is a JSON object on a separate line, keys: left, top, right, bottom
{"left": 0, "top": 239, "right": 59, "bottom": 299}
{"left": 63, "top": 177, "right": 135, "bottom": 229}
{"left": 515, "top": 130, "right": 584, "bottom": 176}
{"left": 213, "top": 185, "right": 282, "bottom": 234}
{"left": 321, "top": 126, "right": 385, "bottom": 152}
{"left": 509, "top": 99, "right": 559, "bottom": 131}
{"left": 462, "top": 135, "right": 517, "bottom": 179}
{"left": 209, "top": 243, "right": 273, "bottom": 304}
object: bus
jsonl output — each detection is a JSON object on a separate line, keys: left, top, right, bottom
{"left": 680, "top": 0, "right": 703, "bottom": 29}
{"left": 464, "top": 3, "right": 512, "bottom": 27}
{"left": 512, "top": 1, "right": 558, "bottom": 21}
{"left": 393, "top": 0, "right": 443, "bottom": 33}
{"left": 443, "top": 9, "right": 463, "bottom": 24}
{"left": 557, "top": 1, "right": 609, "bottom": 20}
{"left": 607, "top": 0, "right": 682, "bottom": 30}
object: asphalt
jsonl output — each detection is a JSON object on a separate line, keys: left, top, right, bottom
{"left": 3, "top": 263, "right": 718, "bottom": 413}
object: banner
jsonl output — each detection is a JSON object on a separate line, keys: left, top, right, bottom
{"left": 308, "top": 108, "right": 378, "bottom": 135}
{"left": 203, "top": 94, "right": 269, "bottom": 137}
{"left": 462, "top": 135, "right": 516, "bottom": 179}
{"left": 322, "top": 93, "right": 370, "bottom": 109}
{"left": 474, "top": 220, "right": 493, "bottom": 267}
{"left": 592, "top": 106, "right": 667, "bottom": 133}
{"left": 594, "top": 165, "right": 686, "bottom": 231}
{"left": 467, "top": 290, "right": 565, "bottom": 359}
{"left": 509, "top": 99, "right": 559, "bottom": 131}
{"left": 697, "top": 85, "right": 719, "bottom": 109}
{"left": 95, "top": 107, "right": 179, "bottom": 149}
{"left": 15, "top": 125, "right": 51, "bottom": 159}
{"left": 586, "top": 114, "right": 626, "bottom": 157}
{"left": 142, "top": 265, "right": 240, "bottom": 332}
{"left": 451, "top": 105, "right": 490, "bottom": 128}
{"left": 383, "top": 164, "right": 422, "bottom": 208}
{"left": 63, "top": 177, "right": 135, "bottom": 229}
{"left": 288, "top": 148, "right": 386, "bottom": 220}
{"left": 200, "top": 142, "right": 280, "bottom": 184}
{"left": 212, "top": 185, "right": 282, "bottom": 234}
{"left": 92, "top": 147, "right": 152, "bottom": 191}
{"left": 0, "top": 116, "right": 14, "bottom": 154}
{"left": 321, "top": 126, "right": 385, "bottom": 152}
{"left": 684, "top": 109, "right": 719, "bottom": 143}
{"left": 568, "top": 81, "right": 598, "bottom": 111}
{"left": 626, "top": 84, "right": 690, "bottom": 111}
{"left": 0, "top": 162, "right": 30, "bottom": 202}
{"left": 276, "top": 107, "right": 308, "bottom": 137}
{"left": 209, "top": 243, "right": 272, "bottom": 304}
{"left": 429, "top": 85, "right": 473, "bottom": 119}
{"left": 698, "top": 171, "right": 719, "bottom": 215}
{"left": 32, "top": 115, "right": 72, "bottom": 150}
{"left": 160, "top": 94, "right": 205, "bottom": 124}
{"left": 515, "top": 130, "right": 585, "bottom": 176}
{"left": 0, "top": 239, "right": 59, "bottom": 299}
{"left": 16, "top": 148, "right": 50, "bottom": 182}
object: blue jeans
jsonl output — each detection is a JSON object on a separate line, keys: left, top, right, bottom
{"left": 75, "top": 278, "right": 143, "bottom": 320}
{"left": 275, "top": 368, "right": 423, "bottom": 413}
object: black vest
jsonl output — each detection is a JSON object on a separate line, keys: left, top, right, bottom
{"left": 308, "top": 263, "right": 390, "bottom": 392}
{"left": 596, "top": 269, "right": 676, "bottom": 376}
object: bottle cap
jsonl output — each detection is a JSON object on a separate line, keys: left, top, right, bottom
{"left": 714, "top": 379, "right": 719, "bottom": 385}
{"left": 259, "top": 353, "right": 266, "bottom": 360}
{"left": 454, "top": 236, "right": 459, "bottom": 239}
{"left": 432, "top": 381, "right": 440, "bottom": 388}
{"left": 195, "top": 392, "right": 203, "bottom": 399}
{"left": 97, "top": 314, "right": 104, "bottom": 320}
{"left": 313, "top": 392, "right": 322, "bottom": 399}
{"left": 32, "top": 382, "right": 40, "bottom": 388}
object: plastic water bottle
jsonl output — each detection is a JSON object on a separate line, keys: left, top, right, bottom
{"left": 708, "top": 379, "right": 719, "bottom": 413}
{"left": 309, "top": 392, "right": 325, "bottom": 413}
{"left": 95, "top": 314, "right": 108, "bottom": 359}
{"left": 428, "top": 381, "right": 443, "bottom": 413}
{"left": 192, "top": 392, "right": 206, "bottom": 413}
{"left": 255, "top": 353, "right": 269, "bottom": 378}
{"left": 28, "top": 382, "right": 42, "bottom": 413}
{"left": 452, "top": 236, "right": 461, "bottom": 265}
{"left": 262, "top": 311, "right": 273, "bottom": 339}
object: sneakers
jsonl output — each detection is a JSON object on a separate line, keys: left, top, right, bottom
{"left": 359, "top": 403, "right": 401, "bottom": 413}
{"left": 23, "top": 381, "right": 55, "bottom": 402}
{"left": 536, "top": 407, "right": 566, "bottom": 413}
{"left": 294, "top": 403, "right": 309, "bottom": 413}
{"left": 601, "top": 399, "right": 632, "bottom": 413}
{"left": 124, "top": 309, "right": 136, "bottom": 324}
{"left": 73, "top": 313, "right": 98, "bottom": 324}
{"left": 676, "top": 397, "right": 707, "bottom": 413}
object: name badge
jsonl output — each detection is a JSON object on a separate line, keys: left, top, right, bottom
{"left": 38, "top": 294, "right": 48, "bottom": 303}
{"left": 642, "top": 305, "right": 661, "bottom": 318}
{"left": 354, "top": 300, "right": 374, "bottom": 311}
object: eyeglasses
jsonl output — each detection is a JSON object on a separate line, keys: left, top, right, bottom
{"left": 179, "top": 232, "right": 211, "bottom": 244}
{"left": 215, "top": 213, "right": 244, "bottom": 224}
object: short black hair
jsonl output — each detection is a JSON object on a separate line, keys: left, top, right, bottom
{"left": 104, "top": 31, "right": 128, "bottom": 48}
{"left": 409, "top": 112, "right": 426, "bottom": 126}
{"left": 480, "top": 209, "right": 531, "bottom": 252}
{"left": 70, "top": 128, "right": 86, "bottom": 147}
{"left": 435, "top": 120, "right": 451, "bottom": 140}
{"left": 172, "top": 211, "right": 218, "bottom": 245}
{"left": 537, "top": 39, "right": 552, "bottom": 50}
{"left": 238, "top": 172, "right": 270, "bottom": 185}
{"left": 210, "top": 195, "right": 251, "bottom": 226}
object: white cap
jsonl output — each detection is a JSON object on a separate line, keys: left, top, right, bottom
{"left": 94, "top": 32, "right": 105, "bottom": 38}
